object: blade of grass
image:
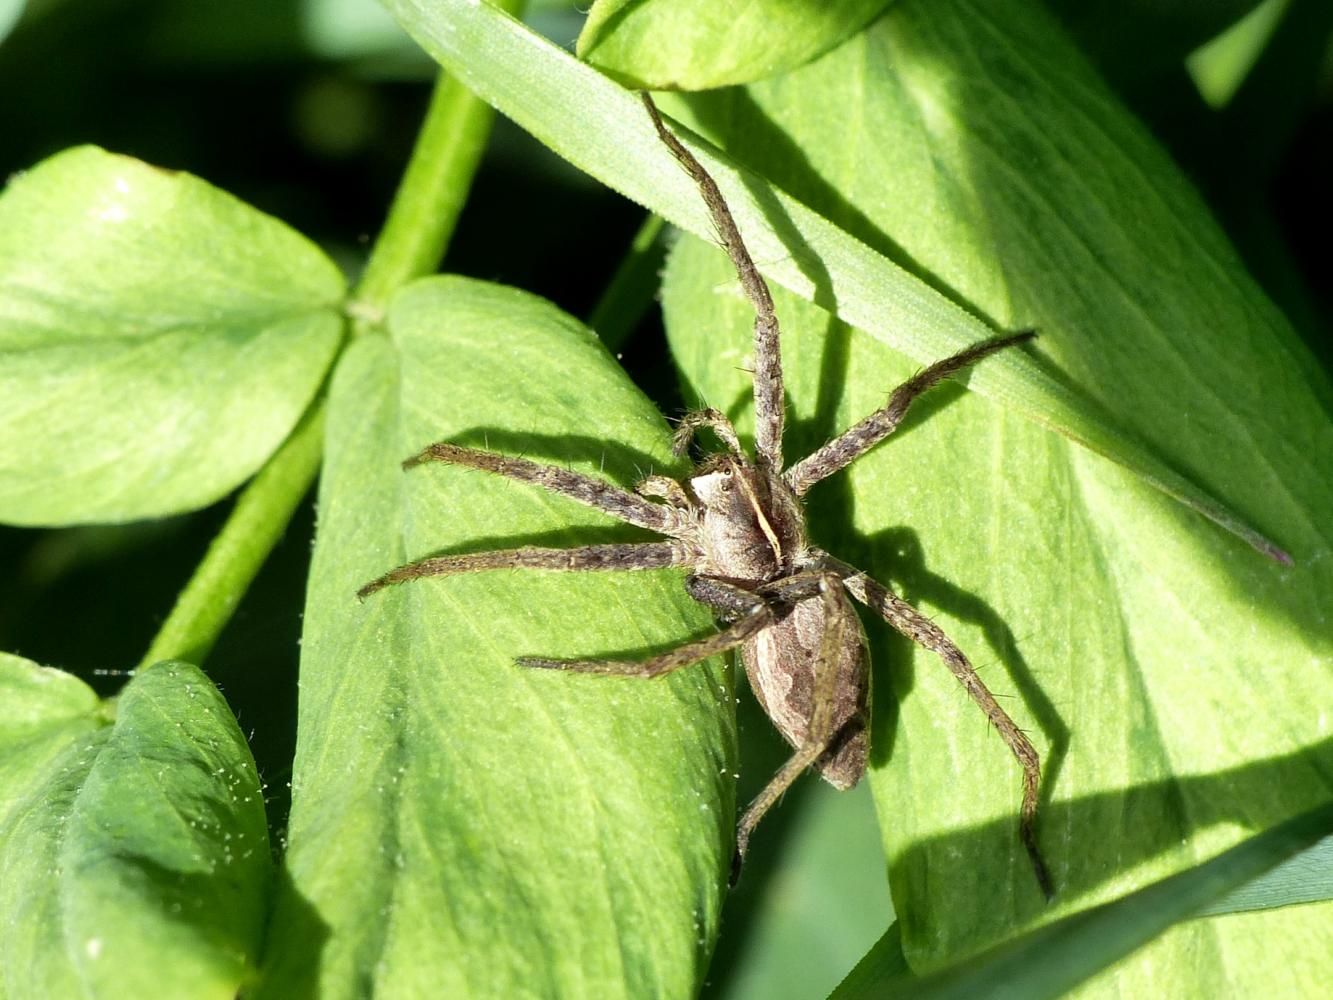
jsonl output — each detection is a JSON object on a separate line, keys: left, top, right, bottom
{"left": 827, "top": 801, "right": 1333, "bottom": 999}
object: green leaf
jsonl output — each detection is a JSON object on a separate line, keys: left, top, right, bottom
{"left": 260, "top": 276, "right": 734, "bottom": 998}
{"left": 0, "top": 0, "right": 23, "bottom": 42}
{"left": 1200, "top": 829, "right": 1333, "bottom": 916}
{"left": 378, "top": 0, "right": 1287, "bottom": 575}
{"left": 0, "top": 146, "right": 344, "bottom": 526}
{"left": 659, "top": 0, "right": 1332, "bottom": 991}
{"left": 1185, "top": 0, "right": 1289, "bottom": 107}
{"left": 706, "top": 783, "right": 894, "bottom": 1000}
{"left": 577, "top": 0, "right": 894, "bottom": 89}
{"left": 828, "top": 803, "right": 1333, "bottom": 999}
{"left": 0, "top": 655, "right": 270, "bottom": 999}
{"left": 826, "top": 924, "right": 909, "bottom": 1000}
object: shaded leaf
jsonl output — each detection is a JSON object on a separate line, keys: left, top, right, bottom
{"left": 260, "top": 276, "right": 734, "bottom": 998}
{"left": 577, "top": 0, "right": 893, "bottom": 90}
{"left": 659, "top": 0, "right": 1332, "bottom": 991}
{"left": 0, "top": 655, "right": 270, "bottom": 999}
{"left": 0, "top": 146, "right": 344, "bottom": 526}
{"left": 1200, "top": 829, "right": 1333, "bottom": 916}
{"left": 826, "top": 924, "right": 909, "bottom": 1000}
{"left": 830, "top": 803, "right": 1333, "bottom": 999}
{"left": 704, "top": 782, "right": 894, "bottom": 1000}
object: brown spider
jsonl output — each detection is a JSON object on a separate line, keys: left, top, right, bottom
{"left": 360, "top": 94, "right": 1051, "bottom": 897}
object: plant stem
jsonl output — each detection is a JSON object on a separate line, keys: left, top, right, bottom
{"left": 139, "top": 399, "right": 326, "bottom": 669}
{"left": 351, "top": 28, "right": 516, "bottom": 318}
{"left": 139, "top": 56, "right": 509, "bottom": 669}
{"left": 587, "top": 213, "right": 667, "bottom": 353}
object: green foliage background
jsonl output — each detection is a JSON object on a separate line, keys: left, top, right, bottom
{"left": 1, "top": 0, "right": 1330, "bottom": 998}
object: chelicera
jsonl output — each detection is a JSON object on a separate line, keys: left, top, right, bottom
{"left": 361, "top": 94, "right": 1051, "bottom": 896}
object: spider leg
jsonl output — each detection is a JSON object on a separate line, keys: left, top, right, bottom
{"left": 784, "top": 332, "right": 1034, "bottom": 496}
{"left": 635, "top": 474, "right": 692, "bottom": 509}
{"left": 818, "top": 551, "right": 1053, "bottom": 898}
{"left": 357, "top": 541, "right": 688, "bottom": 599}
{"left": 684, "top": 574, "right": 767, "bottom": 617}
{"left": 642, "top": 94, "right": 785, "bottom": 473}
{"left": 685, "top": 569, "right": 828, "bottom": 618}
{"left": 672, "top": 408, "right": 744, "bottom": 459}
{"left": 405, "top": 441, "right": 682, "bottom": 535}
{"left": 733, "top": 573, "right": 853, "bottom": 877}
{"left": 518, "top": 600, "right": 773, "bottom": 677}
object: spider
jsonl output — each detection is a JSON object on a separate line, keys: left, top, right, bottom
{"left": 360, "top": 93, "right": 1051, "bottom": 897}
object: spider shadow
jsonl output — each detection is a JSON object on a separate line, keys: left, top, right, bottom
{"left": 795, "top": 346, "right": 1069, "bottom": 833}
{"left": 440, "top": 427, "right": 682, "bottom": 489}
{"left": 800, "top": 384, "right": 1071, "bottom": 808}
{"left": 847, "top": 525, "right": 1071, "bottom": 815}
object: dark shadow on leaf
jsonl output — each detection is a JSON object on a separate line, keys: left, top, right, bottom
{"left": 856, "top": 525, "right": 1071, "bottom": 813}
{"left": 430, "top": 427, "right": 682, "bottom": 490}
{"left": 890, "top": 735, "right": 1333, "bottom": 968}
{"left": 253, "top": 863, "right": 332, "bottom": 1000}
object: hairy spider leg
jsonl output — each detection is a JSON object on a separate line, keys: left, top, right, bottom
{"left": 641, "top": 93, "right": 784, "bottom": 473}
{"left": 672, "top": 408, "right": 744, "bottom": 459}
{"left": 357, "top": 542, "right": 690, "bottom": 600}
{"left": 784, "top": 331, "right": 1036, "bottom": 496}
{"left": 818, "top": 552, "right": 1053, "bottom": 899}
{"left": 517, "top": 601, "right": 773, "bottom": 677}
{"left": 732, "top": 573, "right": 856, "bottom": 877}
{"left": 635, "top": 475, "right": 692, "bottom": 508}
{"left": 405, "top": 440, "right": 682, "bottom": 535}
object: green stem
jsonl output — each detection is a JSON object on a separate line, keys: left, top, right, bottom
{"left": 139, "top": 56, "right": 510, "bottom": 669}
{"left": 587, "top": 213, "right": 667, "bottom": 353}
{"left": 139, "top": 398, "right": 327, "bottom": 669}
{"left": 351, "top": 34, "right": 515, "bottom": 316}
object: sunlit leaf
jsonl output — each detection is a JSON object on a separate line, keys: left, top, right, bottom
{"left": 0, "top": 0, "right": 23, "bottom": 43}
{"left": 0, "top": 146, "right": 343, "bottom": 525}
{"left": 578, "top": 0, "right": 893, "bottom": 89}
{"left": 260, "top": 276, "right": 734, "bottom": 998}
{"left": 0, "top": 655, "right": 270, "bottom": 999}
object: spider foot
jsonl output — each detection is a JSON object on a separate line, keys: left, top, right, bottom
{"left": 729, "top": 828, "right": 751, "bottom": 887}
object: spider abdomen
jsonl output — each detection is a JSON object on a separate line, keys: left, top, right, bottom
{"left": 741, "top": 594, "right": 870, "bottom": 790}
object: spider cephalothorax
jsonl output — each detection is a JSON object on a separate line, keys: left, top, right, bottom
{"left": 361, "top": 94, "right": 1051, "bottom": 895}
